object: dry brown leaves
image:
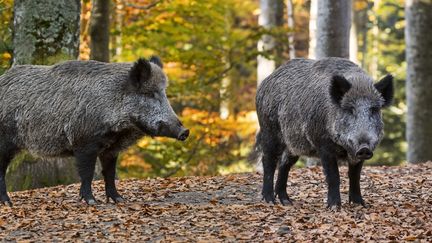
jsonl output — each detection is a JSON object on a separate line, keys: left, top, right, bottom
{"left": 1, "top": 163, "right": 431, "bottom": 242}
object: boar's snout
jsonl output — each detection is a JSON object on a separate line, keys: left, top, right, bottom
{"left": 156, "top": 120, "right": 189, "bottom": 141}
{"left": 355, "top": 146, "right": 373, "bottom": 160}
{"left": 177, "top": 128, "right": 189, "bottom": 141}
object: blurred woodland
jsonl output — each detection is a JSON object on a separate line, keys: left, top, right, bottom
{"left": 0, "top": 0, "right": 425, "bottom": 181}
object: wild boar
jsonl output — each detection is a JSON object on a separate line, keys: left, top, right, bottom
{"left": 255, "top": 57, "right": 393, "bottom": 207}
{"left": 0, "top": 57, "right": 189, "bottom": 205}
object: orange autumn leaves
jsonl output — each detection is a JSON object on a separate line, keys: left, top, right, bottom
{"left": 1, "top": 163, "right": 431, "bottom": 241}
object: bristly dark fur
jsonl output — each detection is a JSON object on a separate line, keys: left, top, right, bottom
{"left": 255, "top": 57, "right": 393, "bottom": 207}
{"left": 0, "top": 57, "right": 187, "bottom": 205}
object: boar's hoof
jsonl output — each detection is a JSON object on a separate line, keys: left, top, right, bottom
{"left": 328, "top": 204, "right": 341, "bottom": 211}
{"left": 0, "top": 195, "right": 12, "bottom": 207}
{"left": 326, "top": 199, "right": 341, "bottom": 209}
{"left": 81, "top": 195, "right": 98, "bottom": 205}
{"left": 1, "top": 200, "right": 13, "bottom": 207}
{"left": 279, "top": 198, "right": 293, "bottom": 206}
{"left": 106, "top": 190, "right": 124, "bottom": 203}
{"left": 349, "top": 195, "right": 367, "bottom": 207}
{"left": 276, "top": 192, "right": 293, "bottom": 206}
{"left": 86, "top": 198, "right": 97, "bottom": 205}
{"left": 262, "top": 194, "right": 276, "bottom": 204}
{"left": 107, "top": 195, "right": 124, "bottom": 204}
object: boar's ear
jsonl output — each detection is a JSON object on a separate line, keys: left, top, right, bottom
{"left": 129, "top": 58, "right": 152, "bottom": 88}
{"left": 149, "top": 55, "right": 163, "bottom": 69}
{"left": 329, "top": 75, "right": 351, "bottom": 105}
{"left": 375, "top": 74, "right": 394, "bottom": 108}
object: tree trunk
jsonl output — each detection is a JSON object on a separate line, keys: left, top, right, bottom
{"left": 406, "top": 0, "right": 432, "bottom": 164}
{"left": 12, "top": 0, "right": 80, "bottom": 65}
{"left": 9, "top": 0, "right": 96, "bottom": 191}
{"left": 90, "top": 0, "right": 110, "bottom": 62}
{"left": 286, "top": 0, "right": 295, "bottom": 60}
{"left": 308, "top": 0, "right": 317, "bottom": 59}
{"left": 349, "top": 5, "right": 358, "bottom": 64}
{"left": 257, "top": 0, "right": 284, "bottom": 86}
{"left": 315, "top": 0, "right": 352, "bottom": 59}
{"left": 307, "top": 0, "right": 352, "bottom": 166}
{"left": 111, "top": 0, "right": 124, "bottom": 57}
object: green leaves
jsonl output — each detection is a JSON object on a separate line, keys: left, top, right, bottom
{"left": 116, "top": 0, "right": 263, "bottom": 176}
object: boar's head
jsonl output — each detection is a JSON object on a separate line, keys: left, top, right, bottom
{"left": 330, "top": 74, "right": 393, "bottom": 163}
{"left": 125, "top": 56, "right": 189, "bottom": 141}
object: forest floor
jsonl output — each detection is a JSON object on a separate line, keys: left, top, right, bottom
{"left": 1, "top": 163, "right": 431, "bottom": 242}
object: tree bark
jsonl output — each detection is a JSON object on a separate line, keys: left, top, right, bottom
{"left": 315, "top": 0, "right": 352, "bottom": 59}
{"left": 349, "top": 5, "right": 358, "bottom": 64}
{"left": 406, "top": 0, "right": 432, "bottom": 163}
{"left": 90, "top": 0, "right": 110, "bottom": 62}
{"left": 257, "top": 0, "right": 284, "bottom": 86}
{"left": 12, "top": 0, "right": 80, "bottom": 65}
{"left": 308, "top": 0, "right": 318, "bottom": 59}
{"left": 9, "top": 0, "right": 98, "bottom": 191}
{"left": 111, "top": 0, "right": 124, "bottom": 57}
{"left": 286, "top": 0, "right": 295, "bottom": 60}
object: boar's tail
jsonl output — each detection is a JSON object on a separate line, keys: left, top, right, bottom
{"left": 247, "top": 131, "right": 262, "bottom": 171}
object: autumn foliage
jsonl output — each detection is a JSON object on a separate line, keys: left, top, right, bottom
{"left": 0, "top": 0, "right": 413, "bottom": 177}
{"left": 1, "top": 163, "right": 431, "bottom": 241}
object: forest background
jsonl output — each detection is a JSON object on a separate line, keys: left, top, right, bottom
{"left": 0, "top": 0, "right": 408, "bottom": 180}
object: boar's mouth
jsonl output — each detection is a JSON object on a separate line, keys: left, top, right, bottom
{"left": 131, "top": 117, "right": 156, "bottom": 136}
{"left": 131, "top": 117, "right": 189, "bottom": 141}
{"left": 156, "top": 123, "right": 190, "bottom": 141}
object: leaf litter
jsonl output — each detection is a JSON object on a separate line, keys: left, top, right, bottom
{"left": 1, "top": 162, "right": 431, "bottom": 241}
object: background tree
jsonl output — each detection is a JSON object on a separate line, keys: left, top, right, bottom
{"left": 315, "top": 0, "right": 352, "bottom": 59}
{"left": 287, "top": 0, "right": 295, "bottom": 59}
{"left": 405, "top": 0, "right": 432, "bottom": 163}
{"left": 0, "top": 0, "right": 417, "bottom": 181}
{"left": 90, "top": 0, "right": 110, "bottom": 62}
{"left": 308, "top": 0, "right": 317, "bottom": 58}
{"left": 257, "top": 0, "right": 284, "bottom": 85}
{"left": 6, "top": 0, "right": 83, "bottom": 190}
{"left": 13, "top": 0, "right": 80, "bottom": 65}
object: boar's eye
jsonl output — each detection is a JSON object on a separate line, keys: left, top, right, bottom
{"left": 147, "top": 92, "right": 156, "bottom": 99}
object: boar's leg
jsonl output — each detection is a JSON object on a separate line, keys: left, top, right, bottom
{"left": 99, "top": 150, "right": 124, "bottom": 203}
{"left": 0, "top": 144, "right": 17, "bottom": 206}
{"left": 262, "top": 152, "right": 277, "bottom": 204}
{"left": 319, "top": 151, "right": 341, "bottom": 208}
{"left": 260, "top": 132, "right": 283, "bottom": 204}
{"left": 348, "top": 161, "right": 365, "bottom": 206}
{"left": 275, "top": 152, "right": 298, "bottom": 206}
{"left": 74, "top": 148, "right": 98, "bottom": 205}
